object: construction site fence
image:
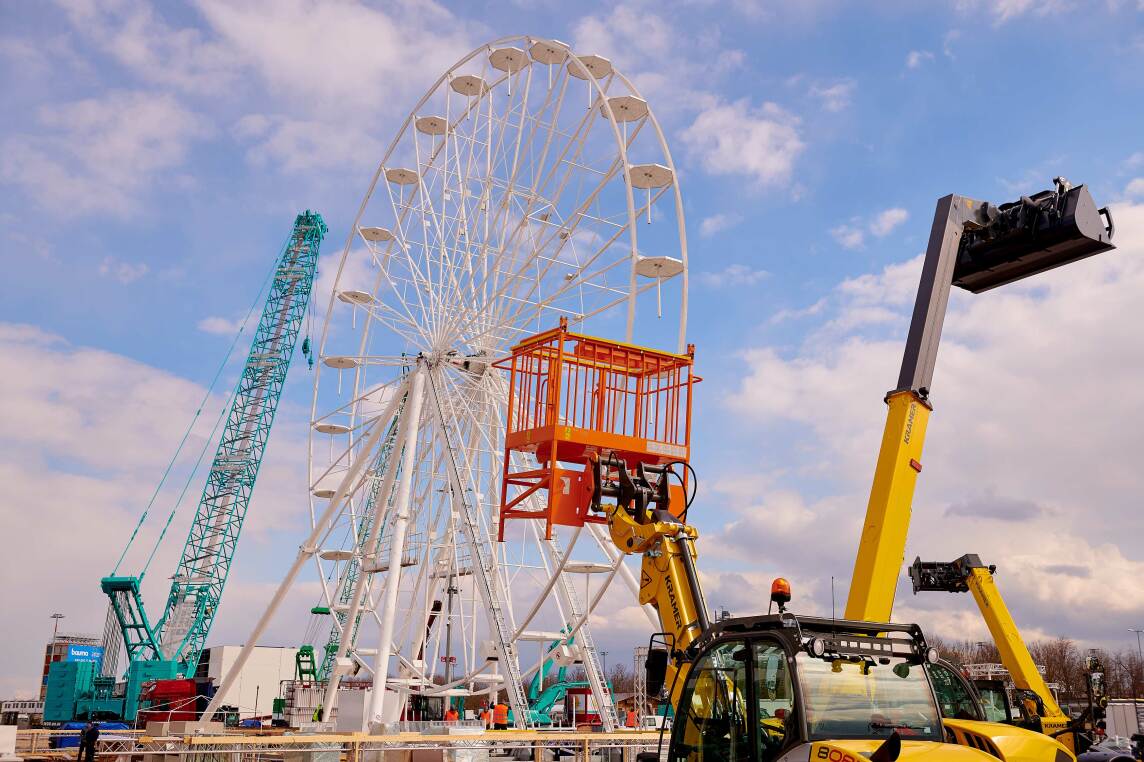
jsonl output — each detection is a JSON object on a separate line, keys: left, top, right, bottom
{"left": 15, "top": 728, "right": 665, "bottom": 762}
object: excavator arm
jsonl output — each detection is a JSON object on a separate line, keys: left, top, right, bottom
{"left": 587, "top": 454, "right": 710, "bottom": 706}
{"left": 909, "top": 555, "right": 1076, "bottom": 749}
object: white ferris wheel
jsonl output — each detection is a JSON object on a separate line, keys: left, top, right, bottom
{"left": 303, "top": 35, "right": 690, "bottom": 729}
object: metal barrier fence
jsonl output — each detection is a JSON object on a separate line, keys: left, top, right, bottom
{"left": 16, "top": 729, "right": 665, "bottom": 762}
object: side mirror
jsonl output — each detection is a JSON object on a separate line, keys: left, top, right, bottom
{"left": 646, "top": 648, "right": 670, "bottom": 697}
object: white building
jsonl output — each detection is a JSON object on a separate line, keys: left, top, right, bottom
{"left": 195, "top": 646, "right": 298, "bottom": 718}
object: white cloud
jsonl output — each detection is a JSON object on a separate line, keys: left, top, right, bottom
{"left": 722, "top": 201, "right": 1144, "bottom": 642}
{"left": 1126, "top": 178, "right": 1144, "bottom": 198}
{"left": 869, "top": 207, "right": 909, "bottom": 236}
{"left": 699, "top": 213, "right": 743, "bottom": 237}
{"left": 698, "top": 263, "right": 769, "bottom": 287}
{"left": 943, "top": 29, "right": 962, "bottom": 58}
{"left": 54, "top": 0, "right": 239, "bottom": 94}
{"left": 906, "top": 50, "right": 935, "bottom": 68}
{"left": 955, "top": 0, "right": 1071, "bottom": 24}
{"left": 831, "top": 207, "right": 910, "bottom": 249}
{"left": 572, "top": 4, "right": 745, "bottom": 117}
{"left": 0, "top": 322, "right": 312, "bottom": 698}
{"left": 98, "top": 257, "right": 149, "bottom": 284}
{"left": 681, "top": 99, "right": 805, "bottom": 187}
{"left": 197, "top": 315, "right": 245, "bottom": 335}
{"left": 809, "top": 79, "right": 856, "bottom": 112}
{"left": 1, "top": 90, "right": 211, "bottom": 217}
{"left": 197, "top": 0, "right": 473, "bottom": 118}
{"left": 232, "top": 114, "right": 385, "bottom": 173}
{"left": 831, "top": 223, "right": 865, "bottom": 249}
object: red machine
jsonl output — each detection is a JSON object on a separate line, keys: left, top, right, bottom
{"left": 136, "top": 679, "right": 203, "bottom": 724}
{"left": 496, "top": 318, "right": 696, "bottom": 540}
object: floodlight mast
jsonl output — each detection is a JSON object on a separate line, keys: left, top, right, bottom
{"left": 845, "top": 182, "right": 1115, "bottom": 622}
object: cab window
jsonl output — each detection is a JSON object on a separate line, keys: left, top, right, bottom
{"left": 754, "top": 640, "right": 795, "bottom": 762}
{"left": 671, "top": 640, "right": 750, "bottom": 762}
{"left": 974, "top": 683, "right": 1013, "bottom": 724}
{"left": 926, "top": 662, "right": 984, "bottom": 721}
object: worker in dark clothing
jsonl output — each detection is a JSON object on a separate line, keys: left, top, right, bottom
{"left": 77, "top": 722, "right": 99, "bottom": 762}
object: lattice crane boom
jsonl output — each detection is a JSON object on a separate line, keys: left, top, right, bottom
{"left": 101, "top": 211, "right": 326, "bottom": 676}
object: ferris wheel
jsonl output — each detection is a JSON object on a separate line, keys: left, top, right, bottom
{"left": 305, "top": 35, "right": 689, "bottom": 730}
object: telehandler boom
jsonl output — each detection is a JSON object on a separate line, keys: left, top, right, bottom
{"left": 845, "top": 179, "right": 1115, "bottom": 624}
{"left": 910, "top": 555, "right": 1078, "bottom": 750}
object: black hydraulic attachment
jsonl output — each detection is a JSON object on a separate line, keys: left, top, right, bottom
{"left": 588, "top": 453, "right": 674, "bottom": 525}
{"left": 908, "top": 554, "right": 995, "bottom": 594}
{"left": 952, "top": 178, "right": 1114, "bottom": 294}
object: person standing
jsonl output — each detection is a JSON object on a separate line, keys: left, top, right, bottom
{"left": 492, "top": 700, "right": 509, "bottom": 730}
{"left": 479, "top": 702, "right": 491, "bottom": 730}
{"left": 444, "top": 706, "right": 459, "bottom": 722}
{"left": 78, "top": 722, "right": 98, "bottom": 762}
{"left": 75, "top": 722, "right": 90, "bottom": 762}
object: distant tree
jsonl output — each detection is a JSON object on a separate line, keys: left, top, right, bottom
{"left": 608, "top": 662, "right": 634, "bottom": 694}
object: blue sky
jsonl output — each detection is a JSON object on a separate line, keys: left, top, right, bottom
{"left": 2, "top": 0, "right": 1143, "bottom": 698}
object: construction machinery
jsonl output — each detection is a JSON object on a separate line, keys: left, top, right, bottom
{"left": 845, "top": 178, "right": 1115, "bottom": 624}
{"left": 497, "top": 322, "right": 1071, "bottom": 761}
{"left": 44, "top": 212, "right": 326, "bottom": 724}
{"left": 910, "top": 555, "right": 1085, "bottom": 749}
{"left": 840, "top": 179, "right": 1116, "bottom": 753}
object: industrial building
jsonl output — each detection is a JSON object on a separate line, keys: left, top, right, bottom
{"left": 39, "top": 635, "right": 102, "bottom": 700}
{"left": 193, "top": 646, "right": 298, "bottom": 718}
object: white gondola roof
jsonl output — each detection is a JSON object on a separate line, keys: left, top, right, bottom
{"left": 630, "top": 163, "right": 674, "bottom": 189}
{"left": 450, "top": 74, "right": 487, "bottom": 96}
{"left": 312, "top": 421, "right": 352, "bottom": 435}
{"left": 489, "top": 46, "right": 527, "bottom": 73}
{"left": 528, "top": 39, "right": 568, "bottom": 65}
{"left": 360, "top": 226, "right": 394, "bottom": 241}
{"left": 337, "top": 289, "right": 374, "bottom": 306}
{"left": 415, "top": 115, "right": 447, "bottom": 135}
{"left": 567, "top": 54, "right": 612, "bottom": 80}
{"left": 384, "top": 167, "right": 418, "bottom": 186}
{"left": 635, "top": 255, "right": 685, "bottom": 279}
{"left": 323, "top": 355, "right": 359, "bottom": 369}
{"left": 605, "top": 95, "right": 648, "bottom": 123}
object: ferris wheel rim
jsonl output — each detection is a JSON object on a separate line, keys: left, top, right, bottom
{"left": 304, "top": 34, "right": 690, "bottom": 722}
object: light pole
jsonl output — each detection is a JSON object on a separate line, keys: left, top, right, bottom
{"left": 1130, "top": 628, "right": 1143, "bottom": 732}
{"left": 601, "top": 651, "right": 608, "bottom": 680}
{"left": 50, "top": 613, "right": 65, "bottom": 644}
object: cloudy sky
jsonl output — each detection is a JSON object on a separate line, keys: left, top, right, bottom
{"left": 2, "top": 0, "right": 1143, "bottom": 699}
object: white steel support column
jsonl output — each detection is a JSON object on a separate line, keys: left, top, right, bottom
{"left": 197, "top": 380, "right": 406, "bottom": 729}
{"left": 368, "top": 365, "right": 427, "bottom": 729}
{"left": 318, "top": 396, "right": 408, "bottom": 720}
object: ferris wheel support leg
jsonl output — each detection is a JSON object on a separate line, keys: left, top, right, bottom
{"left": 319, "top": 397, "right": 410, "bottom": 723}
{"left": 196, "top": 389, "right": 403, "bottom": 730}
{"left": 368, "top": 366, "right": 428, "bottom": 731}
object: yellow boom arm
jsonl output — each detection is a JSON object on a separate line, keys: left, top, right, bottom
{"left": 588, "top": 456, "right": 710, "bottom": 707}
{"left": 845, "top": 390, "right": 931, "bottom": 621}
{"left": 909, "top": 554, "right": 1075, "bottom": 750}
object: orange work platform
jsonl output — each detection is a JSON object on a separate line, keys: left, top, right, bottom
{"left": 496, "top": 319, "right": 696, "bottom": 540}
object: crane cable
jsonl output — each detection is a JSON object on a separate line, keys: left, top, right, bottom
{"left": 112, "top": 235, "right": 287, "bottom": 578}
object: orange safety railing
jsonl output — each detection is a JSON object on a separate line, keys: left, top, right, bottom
{"left": 496, "top": 318, "right": 696, "bottom": 540}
